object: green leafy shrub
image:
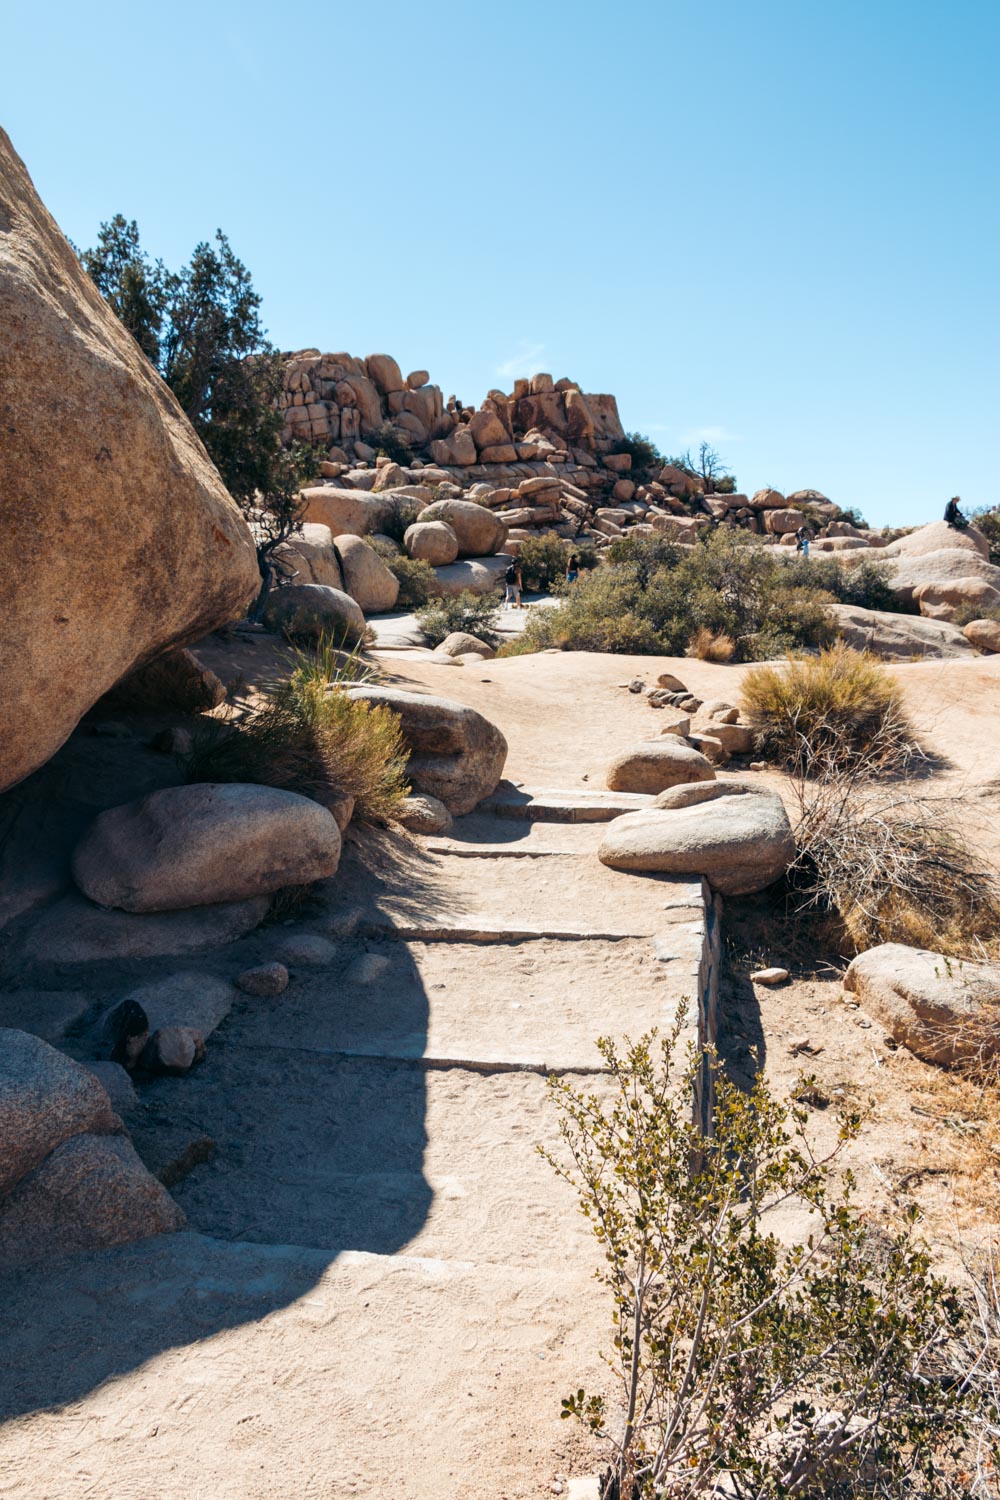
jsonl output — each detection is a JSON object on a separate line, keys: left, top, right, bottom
{"left": 366, "top": 537, "right": 435, "bottom": 607}
{"left": 515, "top": 533, "right": 571, "bottom": 591}
{"left": 972, "top": 505, "right": 1000, "bottom": 567}
{"left": 185, "top": 634, "right": 408, "bottom": 824}
{"left": 415, "top": 589, "right": 502, "bottom": 648}
{"left": 797, "top": 554, "right": 911, "bottom": 614}
{"left": 372, "top": 421, "right": 413, "bottom": 467}
{"left": 514, "top": 530, "right": 836, "bottom": 661}
{"left": 378, "top": 496, "right": 424, "bottom": 546}
{"left": 741, "top": 644, "right": 912, "bottom": 770}
{"left": 612, "top": 432, "right": 664, "bottom": 484}
{"left": 545, "top": 1012, "right": 987, "bottom": 1498}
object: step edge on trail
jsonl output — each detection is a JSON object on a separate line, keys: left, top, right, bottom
{"left": 356, "top": 918, "right": 651, "bottom": 942}
{"left": 478, "top": 785, "right": 655, "bottom": 823}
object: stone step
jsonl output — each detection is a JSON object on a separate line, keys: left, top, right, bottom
{"left": 478, "top": 782, "right": 654, "bottom": 823}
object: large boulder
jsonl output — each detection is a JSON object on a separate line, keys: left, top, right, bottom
{"left": 299, "top": 487, "right": 391, "bottom": 538}
{"left": 72, "top": 783, "right": 343, "bottom": 912}
{"left": 844, "top": 943, "right": 1000, "bottom": 1064}
{"left": 605, "top": 740, "right": 716, "bottom": 794}
{"left": 885, "top": 549, "right": 1000, "bottom": 606}
{"left": 428, "top": 556, "right": 511, "bottom": 598}
{"left": 417, "top": 500, "right": 508, "bottom": 557}
{"left": 346, "top": 687, "right": 507, "bottom": 815}
{"left": 336, "top": 535, "right": 400, "bottom": 613}
{"left": 763, "top": 508, "right": 807, "bottom": 535}
{"left": 881, "top": 520, "right": 989, "bottom": 560}
{"left": 964, "top": 618, "right": 1000, "bottom": 653}
{"left": 829, "top": 603, "right": 974, "bottom": 659}
{"left": 0, "top": 128, "right": 259, "bottom": 792}
{"left": 598, "top": 784, "right": 794, "bottom": 895}
{"left": 0, "top": 1030, "right": 183, "bottom": 1271}
{"left": 404, "top": 521, "right": 460, "bottom": 566}
{"left": 365, "top": 353, "right": 404, "bottom": 397}
{"left": 913, "top": 576, "right": 1000, "bottom": 621}
{"left": 263, "top": 582, "right": 366, "bottom": 641}
{"left": 272, "top": 522, "right": 344, "bottom": 589}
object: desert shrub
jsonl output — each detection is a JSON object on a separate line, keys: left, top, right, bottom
{"left": 949, "top": 601, "right": 1000, "bottom": 629}
{"left": 741, "top": 645, "right": 912, "bottom": 771}
{"left": 270, "top": 596, "right": 372, "bottom": 653}
{"left": 366, "top": 537, "right": 435, "bottom": 607}
{"left": 545, "top": 1010, "right": 988, "bottom": 1499}
{"left": 686, "top": 625, "right": 736, "bottom": 662}
{"left": 800, "top": 554, "right": 909, "bottom": 613}
{"left": 415, "top": 589, "right": 502, "bottom": 648}
{"left": 515, "top": 533, "right": 571, "bottom": 591}
{"left": 185, "top": 634, "right": 408, "bottom": 824}
{"left": 612, "top": 432, "right": 664, "bottom": 484}
{"left": 790, "top": 763, "right": 1000, "bottom": 955}
{"left": 372, "top": 421, "right": 413, "bottom": 467}
{"left": 972, "top": 506, "right": 1000, "bottom": 567}
{"left": 515, "top": 530, "right": 836, "bottom": 661}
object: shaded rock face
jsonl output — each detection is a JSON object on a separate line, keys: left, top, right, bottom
{"left": 845, "top": 943, "right": 1000, "bottom": 1064}
{"left": 72, "top": 783, "right": 343, "bottom": 912}
{"left": 272, "top": 522, "right": 344, "bottom": 589}
{"left": 0, "top": 128, "right": 259, "bottom": 792}
{"left": 263, "top": 583, "right": 366, "bottom": 641}
{"left": 102, "top": 648, "right": 225, "bottom": 713}
{"left": 427, "top": 556, "right": 512, "bottom": 599}
{"left": 598, "top": 785, "right": 794, "bottom": 895}
{"left": 0, "top": 1029, "right": 183, "bottom": 1271}
{"left": 346, "top": 686, "right": 507, "bottom": 815}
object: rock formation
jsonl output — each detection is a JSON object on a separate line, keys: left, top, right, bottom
{"left": 0, "top": 127, "right": 259, "bottom": 792}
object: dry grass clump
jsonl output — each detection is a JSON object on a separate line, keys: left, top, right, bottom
{"left": 742, "top": 644, "right": 915, "bottom": 772}
{"left": 791, "top": 767, "right": 1000, "bottom": 957}
{"left": 686, "top": 625, "right": 736, "bottom": 662}
{"left": 186, "top": 634, "right": 409, "bottom": 824}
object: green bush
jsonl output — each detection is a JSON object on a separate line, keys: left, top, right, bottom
{"left": 545, "top": 1012, "right": 986, "bottom": 1498}
{"left": 515, "top": 533, "right": 571, "bottom": 591}
{"left": 741, "top": 643, "right": 912, "bottom": 770}
{"left": 372, "top": 421, "right": 413, "bottom": 467}
{"left": 415, "top": 589, "right": 502, "bottom": 648}
{"left": 612, "top": 431, "right": 664, "bottom": 484}
{"left": 514, "top": 530, "right": 836, "bottom": 661}
{"left": 972, "top": 505, "right": 1000, "bottom": 567}
{"left": 366, "top": 537, "right": 435, "bottom": 607}
{"left": 795, "top": 553, "right": 912, "bottom": 614}
{"left": 378, "top": 496, "right": 424, "bottom": 546}
{"left": 185, "top": 635, "right": 408, "bottom": 823}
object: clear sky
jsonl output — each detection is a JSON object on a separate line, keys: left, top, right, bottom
{"left": 5, "top": 0, "right": 999, "bottom": 525}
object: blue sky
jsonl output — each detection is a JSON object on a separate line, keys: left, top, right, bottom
{"left": 5, "top": 0, "right": 999, "bottom": 525}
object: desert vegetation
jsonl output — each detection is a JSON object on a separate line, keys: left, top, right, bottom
{"left": 414, "top": 590, "right": 502, "bottom": 648}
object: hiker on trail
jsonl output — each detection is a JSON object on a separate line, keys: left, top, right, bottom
{"left": 566, "top": 553, "right": 580, "bottom": 584}
{"left": 944, "top": 496, "right": 967, "bottom": 528}
{"left": 795, "top": 526, "right": 810, "bottom": 558}
{"left": 504, "top": 559, "right": 523, "bottom": 609}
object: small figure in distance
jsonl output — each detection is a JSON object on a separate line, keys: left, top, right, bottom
{"left": 566, "top": 552, "right": 580, "bottom": 584}
{"left": 795, "top": 526, "right": 811, "bottom": 558}
{"left": 504, "top": 558, "right": 523, "bottom": 609}
{"left": 944, "top": 495, "right": 967, "bottom": 529}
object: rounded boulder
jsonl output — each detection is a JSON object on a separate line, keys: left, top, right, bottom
{"left": 417, "top": 499, "right": 508, "bottom": 558}
{"left": 605, "top": 739, "right": 716, "bottom": 794}
{"left": 405, "top": 520, "right": 460, "bottom": 566}
{"left": 263, "top": 583, "right": 366, "bottom": 642}
{"left": 336, "top": 534, "right": 400, "bottom": 613}
{"left": 72, "top": 784, "right": 343, "bottom": 913}
{"left": 598, "top": 785, "right": 794, "bottom": 895}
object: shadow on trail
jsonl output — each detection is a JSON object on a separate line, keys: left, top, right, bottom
{"left": 0, "top": 828, "right": 446, "bottom": 1424}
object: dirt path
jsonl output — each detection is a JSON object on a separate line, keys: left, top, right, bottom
{"left": 0, "top": 795, "right": 715, "bottom": 1498}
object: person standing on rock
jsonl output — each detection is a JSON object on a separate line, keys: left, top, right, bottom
{"left": 504, "top": 559, "right": 523, "bottom": 609}
{"left": 944, "top": 496, "right": 967, "bottom": 528}
{"left": 795, "top": 527, "right": 810, "bottom": 558}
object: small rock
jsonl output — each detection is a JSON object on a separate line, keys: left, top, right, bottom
{"left": 235, "top": 963, "right": 290, "bottom": 998}
{"left": 345, "top": 953, "right": 391, "bottom": 985}
{"left": 749, "top": 761, "right": 768, "bottom": 771}
{"left": 140, "top": 1026, "right": 205, "bottom": 1075}
{"left": 656, "top": 673, "right": 687, "bottom": 691}
{"left": 278, "top": 933, "right": 338, "bottom": 966}
{"left": 628, "top": 679, "right": 645, "bottom": 694}
{"left": 751, "top": 967, "right": 789, "bottom": 986}
{"left": 397, "top": 794, "right": 454, "bottom": 836}
{"left": 149, "top": 726, "right": 194, "bottom": 756}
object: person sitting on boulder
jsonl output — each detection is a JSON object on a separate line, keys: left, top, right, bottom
{"left": 504, "top": 560, "right": 523, "bottom": 609}
{"left": 944, "top": 495, "right": 967, "bottom": 528}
